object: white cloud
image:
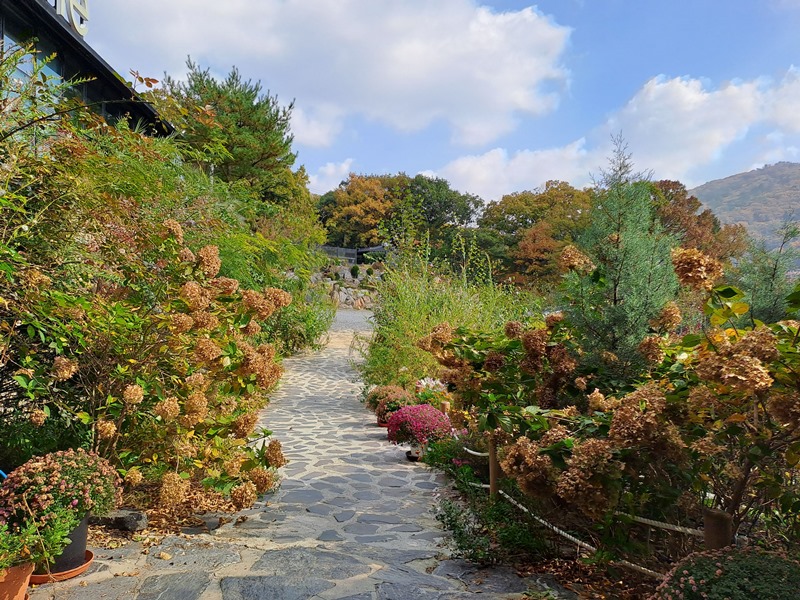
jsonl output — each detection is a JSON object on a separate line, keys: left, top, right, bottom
{"left": 439, "top": 69, "right": 800, "bottom": 199}
{"left": 308, "top": 159, "right": 354, "bottom": 195}
{"left": 91, "top": 1, "right": 571, "bottom": 148}
{"left": 291, "top": 106, "right": 344, "bottom": 148}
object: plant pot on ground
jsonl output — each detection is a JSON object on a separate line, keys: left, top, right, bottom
{"left": 0, "top": 449, "right": 121, "bottom": 577}
{"left": 387, "top": 404, "right": 453, "bottom": 460}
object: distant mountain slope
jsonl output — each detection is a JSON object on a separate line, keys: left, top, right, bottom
{"left": 690, "top": 162, "right": 800, "bottom": 247}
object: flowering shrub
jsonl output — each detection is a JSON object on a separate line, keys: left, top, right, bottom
{"left": 387, "top": 404, "right": 452, "bottom": 446}
{"left": 0, "top": 507, "right": 78, "bottom": 574}
{"left": 651, "top": 546, "right": 800, "bottom": 600}
{"left": 365, "top": 385, "right": 411, "bottom": 413}
{"left": 0, "top": 449, "right": 121, "bottom": 524}
{"left": 373, "top": 388, "right": 415, "bottom": 424}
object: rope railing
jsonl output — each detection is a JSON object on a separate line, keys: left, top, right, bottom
{"left": 466, "top": 481, "right": 664, "bottom": 579}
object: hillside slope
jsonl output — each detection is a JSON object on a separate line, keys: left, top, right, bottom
{"left": 690, "top": 162, "right": 800, "bottom": 247}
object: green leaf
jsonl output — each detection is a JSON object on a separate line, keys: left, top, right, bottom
{"left": 76, "top": 411, "right": 92, "bottom": 424}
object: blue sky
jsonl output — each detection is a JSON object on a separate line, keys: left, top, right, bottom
{"left": 85, "top": 1, "right": 800, "bottom": 200}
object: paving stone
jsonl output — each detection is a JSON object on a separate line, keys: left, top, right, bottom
{"left": 307, "top": 503, "right": 334, "bottom": 515}
{"left": 433, "top": 561, "right": 529, "bottom": 594}
{"left": 138, "top": 573, "right": 211, "bottom": 600}
{"left": 334, "top": 510, "right": 356, "bottom": 522}
{"left": 376, "top": 584, "right": 444, "bottom": 600}
{"left": 353, "top": 491, "right": 381, "bottom": 501}
{"left": 221, "top": 576, "right": 334, "bottom": 600}
{"left": 357, "top": 513, "right": 405, "bottom": 524}
{"left": 354, "top": 535, "right": 398, "bottom": 543}
{"left": 388, "top": 523, "right": 424, "bottom": 532}
{"left": 326, "top": 496, "right": 355, "bottom": 508}
{"left": 251, "top": 547, "right": 371, "bottom": 580}
{"left": 280, "top": 489, "right": 325, "bottom": 503}
{"left": 317, "top": 529, "right": 346, "bottom": 542}
{"left": 372, "top": 565, "right": 457, "bottom": 591}
{"left": 146, "top": 536, "right": 240, "bottom": 570}
{"left": 343, "top": 523, "right": 379, "bottom": 534}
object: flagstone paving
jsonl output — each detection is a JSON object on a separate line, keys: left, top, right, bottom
{"left": 30, "top": 310, "right": 576, "bottom": 600}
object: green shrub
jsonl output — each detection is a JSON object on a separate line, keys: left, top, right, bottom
{"left": 651, "top": 546, "right": 800, "bottom": 600}
{"left": 374, "top": 389, "right": 415, "bottom": 424}
{"left": 365, "top": 385, "right": 409, "bottom": 413}
{"left": 366, "top": 267, "right": 374, "bottom": 277}
{"left": 350, "top": 264, "right": 360, "bottom": 278}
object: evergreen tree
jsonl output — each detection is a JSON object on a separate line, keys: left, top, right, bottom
{"left": 560, "top": 141, "right": 678, "bottom": 379}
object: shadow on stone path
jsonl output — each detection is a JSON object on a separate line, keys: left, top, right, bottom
{"left": 30, "top": 310, "right": 576, "bottom": 600}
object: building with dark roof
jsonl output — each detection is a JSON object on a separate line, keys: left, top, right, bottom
{"left": 0, "top": 0, "right": 168, "bottom": 134}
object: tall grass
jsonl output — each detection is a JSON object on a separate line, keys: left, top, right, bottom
{"left": 360, "top": 242, "right": 542, "bottom": 388}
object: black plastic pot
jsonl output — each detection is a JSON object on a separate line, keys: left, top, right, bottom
{"left": 52, "top": 514, "right": 90, "bottom": 572}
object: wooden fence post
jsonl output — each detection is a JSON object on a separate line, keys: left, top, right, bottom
{"left": 703, "top": 508, "right": 733, "bottom": 550}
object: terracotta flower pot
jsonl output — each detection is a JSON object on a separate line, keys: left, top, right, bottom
{"left": 28, "top": 550, "right": 94, "bottom": 585}
{"left": 0, "top": 563, "right": 34, "bottom": 600}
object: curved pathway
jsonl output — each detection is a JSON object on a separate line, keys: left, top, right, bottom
{"left": 30, "top": 311, "right": 573, "bottom": 600}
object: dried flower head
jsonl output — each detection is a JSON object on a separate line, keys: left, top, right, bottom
{"left": 483, "top": 351, "right": 506, "bottom": 372}
{"left": 650, "top": 301, "right": 682, "bottom": 332}
{"left": 185, "top": 391, "right": 208, "bottom": 415}
{"left": 735, "top": 326, "right": 779, "bottom": 363}
{"left": 243, "top": 320, "right": 262, "bottom": 336}
{"left": 521, "top": 328, "right": 548, "bottom": 359}
{"left": 51, "top": 356, "right": 79, "bottom": 381}
{"left": 500, "top": 437, "right": 556, "bottom": 498}
{"left": 247, "top": 467, "right": 279, "bottom": 493}
{"left": 545, "top": 312, "right": 564, "bottom": 329}
{"left": 170, "top": 313, "right": 194, "bottom": 334}
{"left": 180, "top": 281, "right": 211, "bottom": 312}
{"left": 671, "top": 247, "right": 723, "bottom": 291}
{"left": 559, "top": 245, "right": 594, "bottom": 272}
{"left": 29, "top": 409, "right": 47, "bottom": 427}
{"left": 194, "top": 337, "right": 222, "bottom": 365}
{"left": 19, "top": 269, "right": 52, "bottom": 289}
{"left": 767, "top": 393, "right": 800, "bottom": 429}
{"left": 588, "top": 388, "right": 619, "bottom": 412}
{"left": 430, "top": 322, "right": 454, "bottom": 345}
{"left": 232, "top": 412, "right": 258, "bottom": 438}
{"left": 163, "top": 219, "right": 184, "bottom": 244}
{"left": 241, "top": 290, "right": 276, "bottom": 320}
{"left": 638, "top": 335, "right": 665, "bottom": 364}
{"left": 185, "top": 372, "right": 207, "bottom": 390}
{"left": 574, "top": 377, "right": 588, "bottom": 392}
{"left": 123, "top": 384, "right": 145, "bottom": 406}
{"left": 230, "top": 481, "right": 258, "bottom": 510}
{"left": 265, "top": 439, "right": 287, "bottom": 468}
{"left": 191, "top": 311, "right": 220, "bottom": 331}
{"left": 178, "top": 247, "right": 195, "bottom": 263}
{"left": 556, "top": 438, "right": 622, "bottom": 519}
{"left": 124, "top": 469, "right": 143, "bottom": 488}
{"left": 263, "top": 287, "right": 292, "bottom": 309}
{"left": 96, "top": 420, "right": 117, "bottom": 440}
{"left": 504, "top": 321, "right": 524, "bottom": 339}
{"left": 159, "top": 472, "right": 189, "bottom": 507}
{"left": 196, "top": 245, "right": 222, "bottom": 278}
{"left": 223, "top": 458, "right": 243, "bottom": 478}
{"left": 210, "top": 277, "right": 240, "bottom": 296}
{"left": 154, "top": 397, "right": 181, "bottom": 421}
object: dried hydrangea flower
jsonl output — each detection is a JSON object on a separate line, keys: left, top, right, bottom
{"left": 504, "top": 321, "right": 523, "bottom": 339}
{"left": 545, "top": 312, "right": 564, "bottom": 329}
{"left": 650, "top": 301, "right": 682, "bottom": 332}
{"left": 185, "top": 372, "right": 207, "bottom": 390}
{"left": 170, "top": 313, "right": 194, "bottom": 334}
{"left": 671, "top": 247, "right": 723, "bottom": 291}
{"left": 241, "top": 290, "right": 276, "bottom": 320}
{"left": 265, "top": 439, "right": 287, "bottom": 468}
{"left": 163, "top": 219, "right": 184, "bottom": 244}
{"left": 263, "top": 287, "right": 292, "bottom": 309}
{"left": 483, "top": 351, "right": 506, "bottom": 372}
{"left": 51, "top": 356, "right": 79, "bottom": 381}
{"left": 230, "top": 481, "right": 257, "bottom": 510}
{"left": 29, "top": 409, "right": 47, "bottom": 427}
{"left": 194, "top": 337, "right": 222, "bottom": 364}
{"left": 123, "top": 384, "right": 145, "bottom": 406}
{"left": 154, "top": 397, "right": 180, "bottom": 421}
{"left": 178, "top": 247, "right": 195, "bottom": 263}
{"left": 638, "top": 335, "right": 665, "bottom": 364}
{"left": 180, "top": 281, "right": 211, "bottom": 312}
{"left": 247, "top": 467, "right": 278, "bottom": 493}
{"left": 124, "top": 469, "right": 144, "bottom": 488}
{"left": 559, "top": 245, "right": 594, "bottom": 272}
{"left": 210, "top": 277, "right": 240, "bottom": 296}
{"left": 191, "top": 311, "right": 219, "bottom": 331}
{"left": 196, "top": 245, "right": 222, "bottom": 279}
{"left": 232, "top": 412, "right": 258, "bottom": 438}
{"left": 96, "top": 420, "right": 117, "bottom": 440}
{"left": 242, "top": 320, "right": 262, "bottom": 336}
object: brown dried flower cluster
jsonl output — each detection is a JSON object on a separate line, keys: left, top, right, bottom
{"left": 241, "top": 289, "right": 276, "bottom": 320}
{"left": 545, "top": 312, "right": 564, "bottom": 329}
{"left": 223, "top": 458, "right": 242, "bottom": 477}
{"left": 504, "top": 321, "right": 523, "bottom": 339}
{"left": 191, "top": 311, "right": 220, "bottom": 331}
{"left": 232, "top": 412, "right": 258, "bottom": 438}
{"left": 159, "top": 472, "right": 189, "bottom": 507}
{"left": 556, "top": 438, "right": 622, "bottom": 519}
{"left": 163, "top": 219, "right": 184, "bottom": 244}
{"left": 123, "top": 384, "right": 145, "bottom": 406}
{"left": 735, "top": 326, "right": 779, "bottom": 363}
{"left": 559, "top": 245, "right": 594, "bottom": 272}
{"left": 178, "top": 247, "right": 196, "bottom": 263}
{"left": 186, "top": 372, "right": 208, "bottom": 390}
{"left": 196, "top": 245, "right": 222, "bottom": 279}
{"left": 690, "top": 434, "right": 726, "bottom": 457}
{"left": 51, "top": 356, "right": 79, "bottom": 381}
{"left": 638, "top": 335, "right": 665, "bottom": 364}
{"left": 230, "top": 481, "right": 258, "bottom": 510}
{"left": 521, "top": 328, "right": 548, "bottom": 358}
{"left": 650, "top": 301, "right": 682, "bottom": 332}
{"left": 696, "top": 352, "right": 773, "bottom": 393}
{"left": 180, "top": 392, "right": 208, "bottom": 427}
{"left": 240, "top": 341, "right": 281, "bottom": 388}
{"left": 210, "top": 277, "right": 240, "bottom": 296}
{"left": 548, "top": 344, "right": 577, "bottom": 378}
{"left": 124, "top": 469, "right": 143, "bottom": 488}
{"left": 194, "top": 337, "right": 222, "bottom": 365}
{"left": 265, "top": 439, "right": 287, "bottom": 468}
{"left": 671, "top": 248, "right": 723, "bottom": 291}
{"left": 767, "top": 393, "right": 800, "bottom": 429}
{"left": 19, "top": 269, "right": 52, "bottom": 289}
{"left": 170, "top": 313, "right": 194, "bottom": 334}
{"left": 154, "top": 397, "right": 181, "bottom": 421}
{"left": 180, "top": 281, "right": 211, "bottom": 311}
{"left": 96, "top": 420, "right": 117, "bottom": 440}
{"left": 588, "top": 388, "right": 619, "bottom": 412}
{"left": 483, "top": 351, "right": 506, "bottom": 372}
{"left": 243, "top": 320, "right": 262, "bottom": 336}
{"left": 574, "top": 377, "right": 588, "bottom": 392}
{"left": 247, "top": 467, "right": 279, "bottom": 493}
{"left": 540, "top": 424, "right": 570, "bottom": 447}
{"left": 263, "top": 287, "right": 292, "bottom": 309}
{"left": 608, "top": 384, "right": 665, "bottom": 446}
{"left": 500, "top": 437, "right": 557, "bottom": 498}
{"left": 29, "top": 409, "right": 47, "bottom": 427}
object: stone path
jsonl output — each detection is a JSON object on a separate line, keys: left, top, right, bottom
{"left": 30, "top": 311, "right": 575, "bottom": 600}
